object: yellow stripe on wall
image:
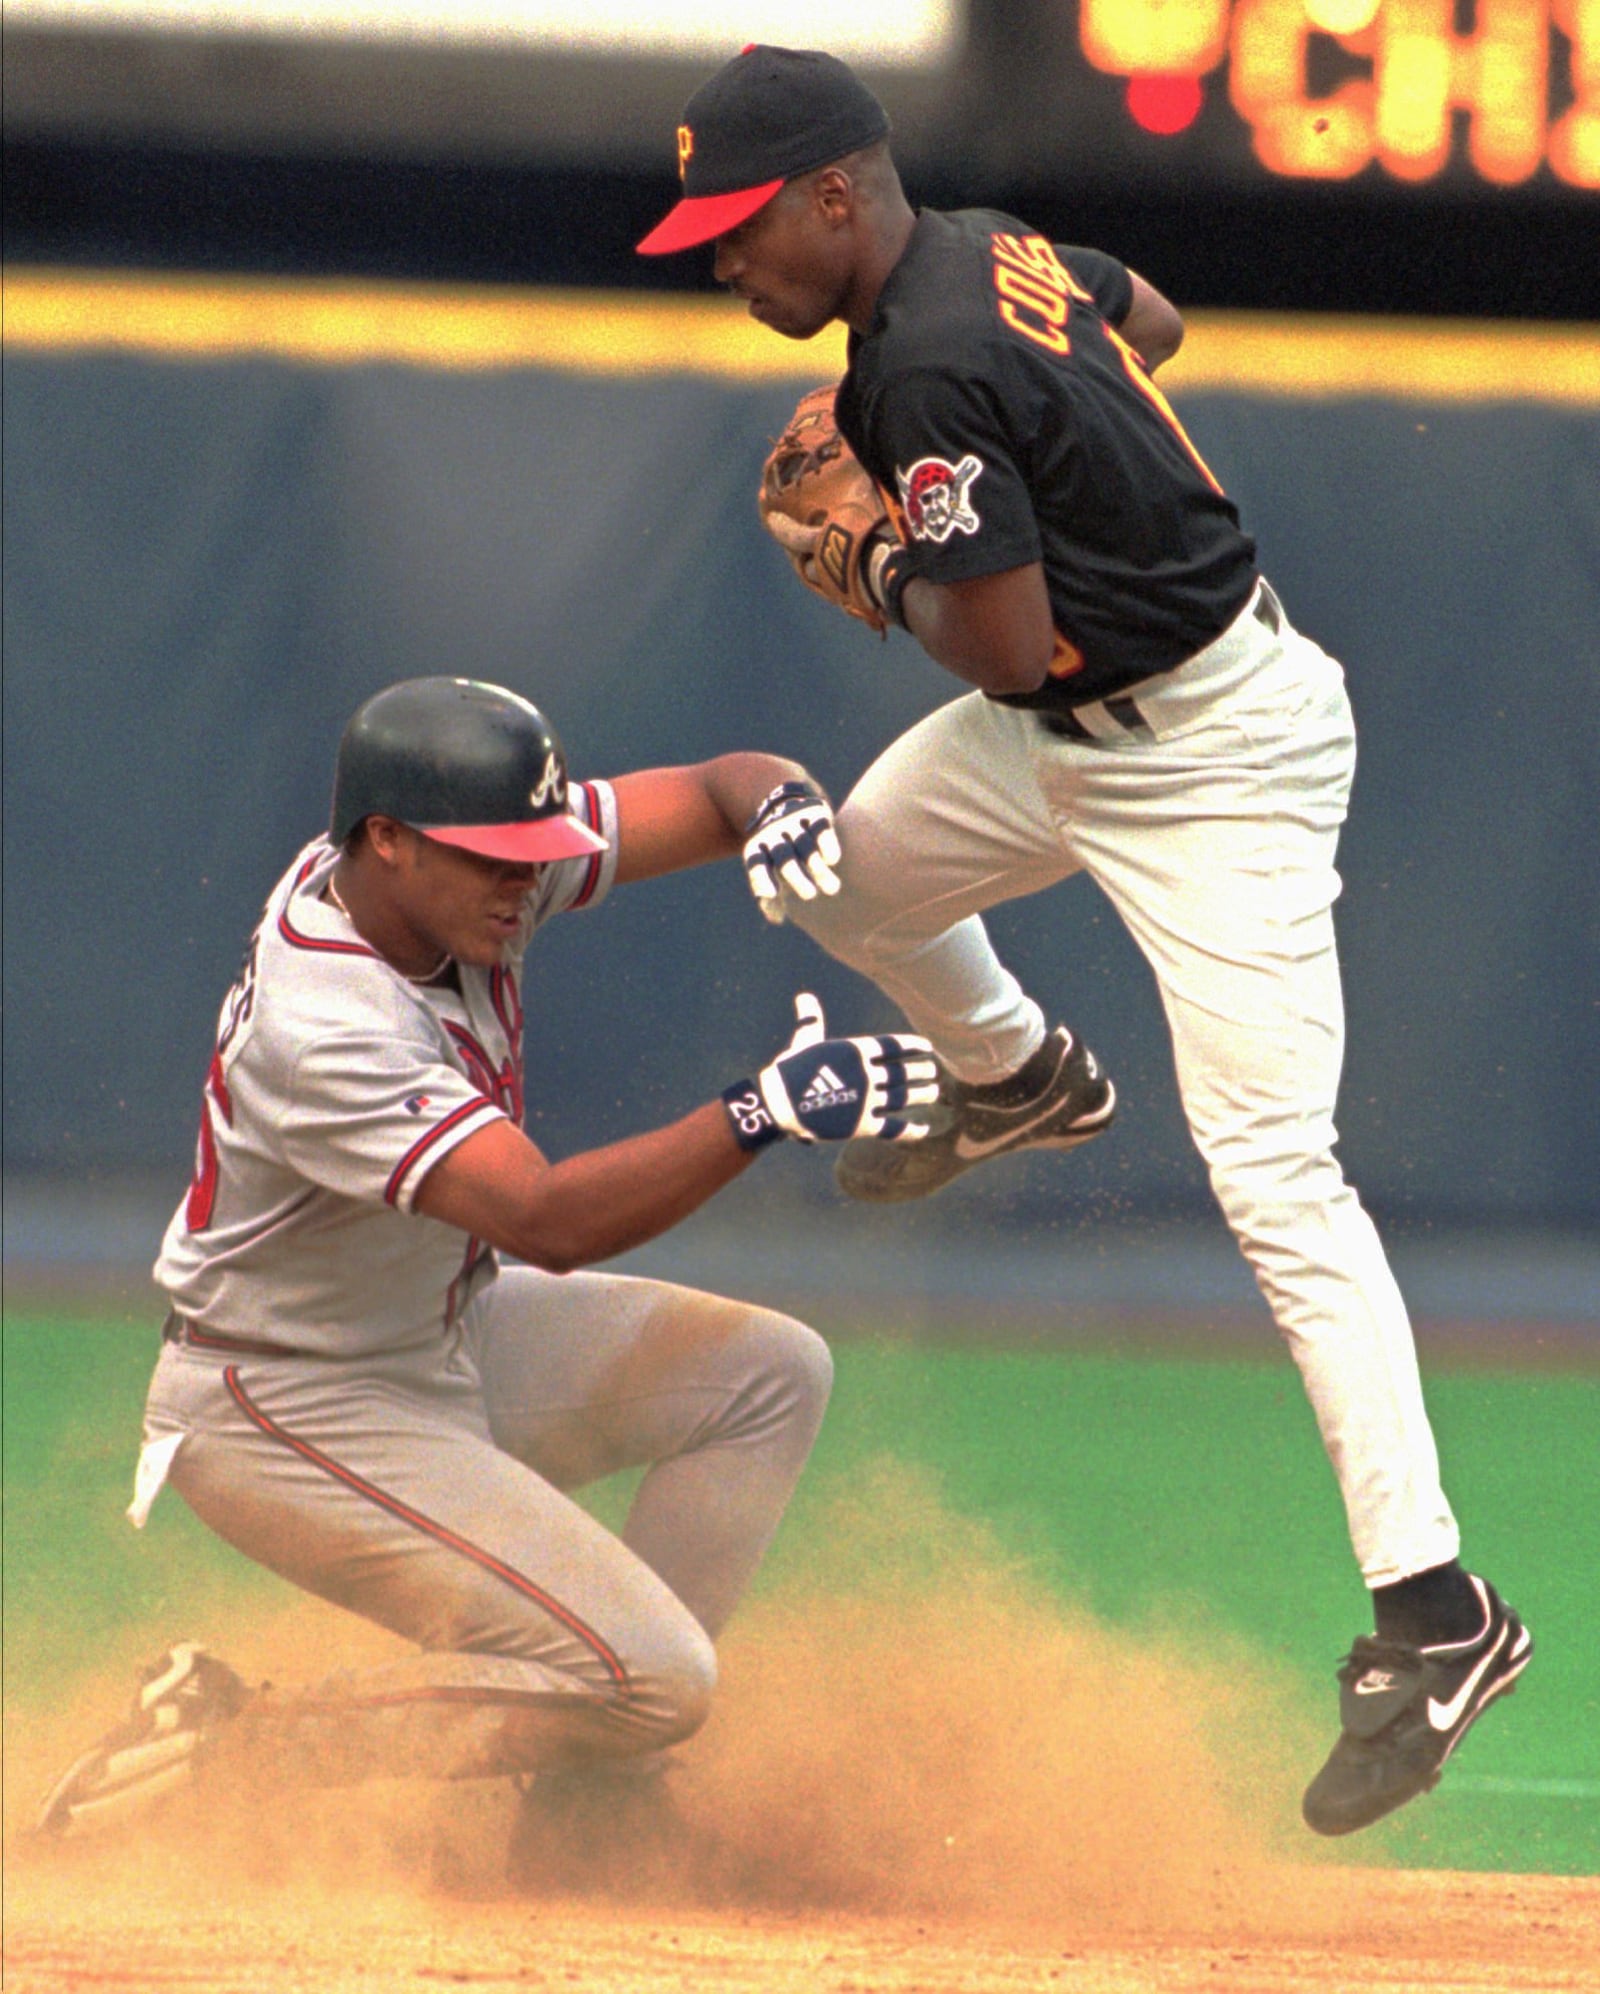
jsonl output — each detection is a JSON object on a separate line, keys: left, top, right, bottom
{"left": 4, "top": 266, "right": 1597, "bottom": 404}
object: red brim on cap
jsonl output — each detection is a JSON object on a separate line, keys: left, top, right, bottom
{"left": 420, "top": 817, "right": 608, "bottom": 863}
{"left": 635, "top": 178, "right": 784, "bottom": 255}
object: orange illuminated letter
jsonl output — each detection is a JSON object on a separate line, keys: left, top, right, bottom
{"left": 1374, "top": 0, "right": 1546, "bottom": 183}
{"left": 1231, "top": 0, "right": 1377, "bottom": 176}
{"left": 1081, "top": 0, "right": 1232, "bottom": 70}
{"left": 1551, "top": 0, "right": 1600, "bottom": 185}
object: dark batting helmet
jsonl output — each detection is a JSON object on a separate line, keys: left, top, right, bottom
{"left": 330, "top": 677, "right": 608, "bottom": 863}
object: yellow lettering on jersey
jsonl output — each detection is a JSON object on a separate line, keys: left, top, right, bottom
{"left": 990, "top": 233, "right": 1091, "bottom": 357}
{"left": 677, "top": 125, "right": 694, "bottom": 180}
{"left": 1102, "top": 317, "right": 1227, "bottom": 495}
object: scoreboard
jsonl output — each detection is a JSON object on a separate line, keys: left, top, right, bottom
{"left": 2, "top": 0, "right": 1595, "bottom": 245}
{"left": 1076, "top": 0, "right": 1597, "bottom": 187}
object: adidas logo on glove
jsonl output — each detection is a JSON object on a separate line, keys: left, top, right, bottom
{"left": 797, "top": 1064, "right": 860, "bottom": 1120}
{"left": 721, "top": 993, "right": 938, "bottom": 1151}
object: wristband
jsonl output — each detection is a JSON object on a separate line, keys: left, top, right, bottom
{"left": 744, "top": 780, "right": 820, "bottom": 837}
{"left": 868, "top": 540, "right": 913, "bottom": 631}
{"left": 720, "top": 1080, "right": 785, "bottom": 1151}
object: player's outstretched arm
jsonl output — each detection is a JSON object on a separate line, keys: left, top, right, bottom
{"left": 610, "top": 754, "right": 828, "bottom": 884}
{"left": 417, "top": 1106, "right": 751, "bottom": 1273}
{"left": 611, "top": 757, "right": 843, "bottom": 925}
{"left": 415, "top": 995, "right": 936, "bottom": 1273}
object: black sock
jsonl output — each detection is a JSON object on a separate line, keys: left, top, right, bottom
{"left": 1371, "top": 1560, "right": 1486, "bottom": 1648}
{"left": 968, "top": 1027, "right": 1066, "bottom": 1106}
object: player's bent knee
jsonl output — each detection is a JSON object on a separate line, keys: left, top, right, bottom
{"left": 629, "top": 1617, "right": 718, "bottom": 1747}
{"left": 760, "top": 1311, "right": 835, "bottom": 1414}
{"left": 495, "top": 1616, "right": 716, "bottom": 1773}
{"left": 718, "top": 1309, "right": 834, "bottom": 1452}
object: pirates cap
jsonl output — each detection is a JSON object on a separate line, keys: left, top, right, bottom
{"left": 636, "top": 45, "right": 889, "bottom": 255}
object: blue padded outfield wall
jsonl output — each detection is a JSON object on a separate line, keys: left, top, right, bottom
{"left": 3, "top": 282, "right": 1597, "bottom": 1233}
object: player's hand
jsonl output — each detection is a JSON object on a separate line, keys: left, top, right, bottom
{"left": 721, "top": 993, "right": 938, "bottom": 1149}
{"left": 742, "top": 781, "right": 842, "bottom": 925}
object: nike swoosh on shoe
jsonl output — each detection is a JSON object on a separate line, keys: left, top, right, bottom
{"left": 952, "top": 1094, "right": 1111, "bottom": 1161}
{"left": 1427, "top": 1623, "right": 1509, "bottom": 1732}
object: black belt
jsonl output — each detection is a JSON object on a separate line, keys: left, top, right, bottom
{"left": 1040, "top": 580, "right": 1281, "bottom": 743}
{"left": 1040, "top": 695, "right": 1151, "bottom": 743}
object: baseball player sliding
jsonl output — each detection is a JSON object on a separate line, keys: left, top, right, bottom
{"left": 35, "top": 675, "right": 934, "bottom": 1883}
{"left": 638, "top": 45, "right": 1533, "bottom": 1836}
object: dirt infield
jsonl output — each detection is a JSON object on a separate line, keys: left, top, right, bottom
{"left": 6, "top": 1849, "right": 1595, "bottom": 1992}
{"left": 8, "top": 1468, "right": 1592, "bottom": 1993}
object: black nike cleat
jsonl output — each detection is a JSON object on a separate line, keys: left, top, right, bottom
{"left": 834, "top": 1023, "right": 1115, "bottom": 1203}
{"left": 1302, "top": 1575, "right": 1533, "bottom": 1837}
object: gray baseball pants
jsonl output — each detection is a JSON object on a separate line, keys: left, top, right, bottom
{"left": 140, "top": 1267, "right": 831, "bottom": 1784}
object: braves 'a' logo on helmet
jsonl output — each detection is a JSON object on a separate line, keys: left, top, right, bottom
{"left": 528, "top": 756, "right": 568, "bottom": 812}
{"left": 896, "top": 454, "right": 984, "bottom": 544}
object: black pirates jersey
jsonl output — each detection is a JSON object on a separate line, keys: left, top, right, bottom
{"left": 835, "top": 208, "right": 1260, "bottom": 708}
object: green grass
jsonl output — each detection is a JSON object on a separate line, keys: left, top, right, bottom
{"left": 4, "top": 1305, "right": 1595, "bottom": 1874}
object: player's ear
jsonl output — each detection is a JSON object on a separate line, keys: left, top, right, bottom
{"left": 809, "top": 165, "right": 855, "bottom": 227}
{"left": 363, "top": 815, "right": 407, "bottom": 866}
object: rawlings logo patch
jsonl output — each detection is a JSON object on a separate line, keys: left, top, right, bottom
{"left": 896, "top": 455, "right": 984, "bottom": 543}
{"left": 818, "top": 523, "right": 853, "bottom": 594}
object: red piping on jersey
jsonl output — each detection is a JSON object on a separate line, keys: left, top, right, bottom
{"left": 385, "top": 1098, "right": 497, "bottom": 1206}
{"left": 278, "top": 861, "right": 382, "bottom": 961}
{"left": 569, "top": 783, "right": 605, "bottom": 908}
{"left": 488, "top": 964, "right": 524, "bottom": 1054}
{"left": 222, "top": 1365, "right": 630, "bottom": 1690}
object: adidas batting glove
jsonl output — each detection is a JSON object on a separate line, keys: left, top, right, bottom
{"left": 742, "top": 782, "right": 842, "bottom": 925}
{"left": 721, "top": 993, "right": 938, "bottom": 1150}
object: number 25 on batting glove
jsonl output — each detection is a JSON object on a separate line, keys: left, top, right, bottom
{"left": 742, "top": 781, "right": 842, "bottom": 926}
{"left": 722, "top": 993, "right": 938, "bottom": 1150}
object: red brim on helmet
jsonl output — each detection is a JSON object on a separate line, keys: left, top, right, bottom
{"left": 635, "top": 177, "right": 784, "bottom": 254}
{"left": 419, "top": 817, "right": 608, "bottom": 863}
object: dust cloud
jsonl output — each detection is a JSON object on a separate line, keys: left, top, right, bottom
{"left": 4, "top": 1459, "right": 1358, "bottom": 1948}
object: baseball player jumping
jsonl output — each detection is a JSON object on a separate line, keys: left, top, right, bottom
{"left": 35, "top": 675, "right": 935, "bottom": 1879}
{"left": 638, "top": 46, "right": 1533, "bottom": 1837}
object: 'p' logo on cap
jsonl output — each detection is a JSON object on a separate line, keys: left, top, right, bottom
{"left": 637, "top": 46, "right": 890, "bottom": 256}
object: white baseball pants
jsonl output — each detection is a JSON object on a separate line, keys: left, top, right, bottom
{"left": 792, "top": 585, "right": 1459, "bottom": 1587}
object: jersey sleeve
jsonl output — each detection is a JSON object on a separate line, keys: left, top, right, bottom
{"left": 515, "top": 776, "right": 618, "bottom": 950}
{"left": 874, "top": 365, "right": 1043, "bottom": 585}
{"left": 280, "top": 1030, "right": 504, "bottom": 1213}
{"left": 1054, "top": 246, "right": 1134, "bottom": 326}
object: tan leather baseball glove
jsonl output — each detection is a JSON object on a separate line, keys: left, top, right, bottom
{"left": 758, "top": 384, "right": 901, "bottom": 635}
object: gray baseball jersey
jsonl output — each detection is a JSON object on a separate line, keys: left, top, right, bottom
{"left": 155, "top": 782, "right": 618, "bottom": 1357}
{"left": 131, "top": 778, "right": 834, "bottom": 1789}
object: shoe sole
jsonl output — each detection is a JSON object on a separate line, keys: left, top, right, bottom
{"left": 836, "top": 1086, "right": 1115, "bottom": 1204}
{"left": 34, "top": 1733, "right": 200, "bottom": 1839}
